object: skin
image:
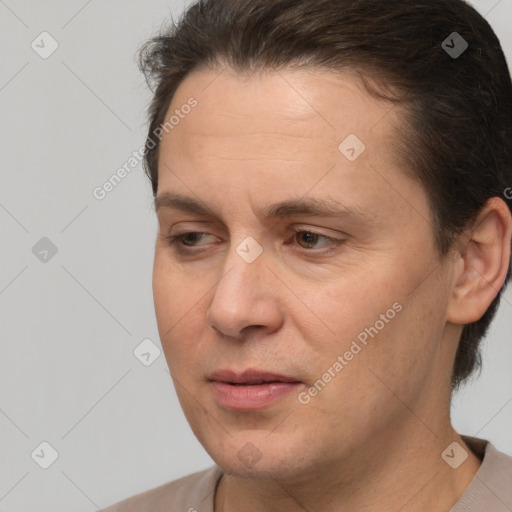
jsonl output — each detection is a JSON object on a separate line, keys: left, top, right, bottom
{"left": 152, "top": 65, "right": 512, "bottom": 511}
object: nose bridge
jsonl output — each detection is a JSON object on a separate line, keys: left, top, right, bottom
{"left": 218, "top": 230, "right": 267, "bottom": 288}
{"left": 207, "top": 235, "right": 279, "bottom": 337}
{"left": 213, "top": 236, "right": 265, "bottom": 308}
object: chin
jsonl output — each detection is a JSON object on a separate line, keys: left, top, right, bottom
{"left": 205, "top": 431, "right": 314, "bottom": 480}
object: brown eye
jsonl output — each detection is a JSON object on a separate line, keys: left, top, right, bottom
{"left": 164, "top": 232, "right": 217, "bottom": 250}
{"left": 180, "top": 232, "right": 209, "bottom": 246}
{"left": 294, "top": 231, "right": 332, "bottom": 249}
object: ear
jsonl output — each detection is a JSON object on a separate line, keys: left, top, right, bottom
{"left": 447, "top": 197, "right": 512, "bottom": 325}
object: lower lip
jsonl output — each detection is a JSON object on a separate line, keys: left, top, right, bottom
{"left": 210, "top": 381, "right": 303, "bottom": 410}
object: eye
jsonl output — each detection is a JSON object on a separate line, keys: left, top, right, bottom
{"left": 162, "top": 232, "right": 218, "bottom": 250}
{"left": 293, "top": 230, "right": 336, "bottom": 250}
{"left": 293, "top": 229, "right": 343, "bottom": 253}
{"left": 161, "top": 229, "right": 345, "bottom": 257}
{"left": 167, "top": 231, "right": 212, "bottom": 247}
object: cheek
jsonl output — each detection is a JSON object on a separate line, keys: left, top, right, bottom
{"left": 293, "top": 260, "right": 440, "bottom": 398}
{"left": 152, "top": 256, "right": 207, "bottom": 360}
{"left": 153, "top": 260, "right": 177, "bottom": 334}
{"left": 294, "top": 267, "right": 399, "bottom": 355}
{"left": 153, "top": 253, "right": 201, "bottom": 324}
{"left": 316, "top": 279, "right": 449, "bottom": 419}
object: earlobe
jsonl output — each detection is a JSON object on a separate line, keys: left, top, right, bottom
{"left": 447, "top": 197, "right": 512, "bottom": 325}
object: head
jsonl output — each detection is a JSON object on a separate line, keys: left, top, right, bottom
{"left": 141, "top": 0, "right": 512, "bottom": 478}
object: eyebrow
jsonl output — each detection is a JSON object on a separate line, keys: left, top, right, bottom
{"left": 154, "top": 192, "right": 371, "bottom": 223}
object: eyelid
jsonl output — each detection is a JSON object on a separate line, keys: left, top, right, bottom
{"left": 167, "top": 225, "right": 345, "bottom": 242}
{"left": 162, "top": 227, "right": 346, "bottom": 258}
{"left": 290, "top": 224, "right": 346, "bottom": 239}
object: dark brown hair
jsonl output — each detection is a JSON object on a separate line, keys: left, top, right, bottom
{"left": 138, "top": 0, "right": 512, "bottom": 389}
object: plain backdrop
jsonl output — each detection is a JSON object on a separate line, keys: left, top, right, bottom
{"left": 0, "top": 1, "right": 511, "bottom": 510}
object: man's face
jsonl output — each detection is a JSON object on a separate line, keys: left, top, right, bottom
{"left": 153, "top": 66, "right": 456, "bottom": 479}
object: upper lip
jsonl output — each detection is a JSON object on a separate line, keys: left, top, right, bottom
{"left": 209, "top": 369, "right": 301, "bottom": 384}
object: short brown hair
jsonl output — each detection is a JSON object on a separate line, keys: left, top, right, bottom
{"left": 138, "top": 0, "right": 512, "bottom": 389}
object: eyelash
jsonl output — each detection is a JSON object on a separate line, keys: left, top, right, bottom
{"left": 162, "top": 229, "right": 344, "bottom": 256}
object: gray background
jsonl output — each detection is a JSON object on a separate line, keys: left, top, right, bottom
{"left": 0, "top": 1, "right": 511, "bottom": 510}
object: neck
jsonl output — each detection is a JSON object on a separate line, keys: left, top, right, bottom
{"left": 214, "top": 421, "right": 481, "bottom": 512}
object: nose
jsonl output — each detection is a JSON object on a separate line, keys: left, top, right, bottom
{"left": 206, "top": 243, "right": 283, "bottom": 340}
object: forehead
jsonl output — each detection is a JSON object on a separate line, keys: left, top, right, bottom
{"left": 165, "top": 65, "right": 401, "bottom": 149}
{"left": 155, "top": 65, "right": 424, "bottom": 222}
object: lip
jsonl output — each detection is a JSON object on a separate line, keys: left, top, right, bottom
{"left": 208, "top": 368, "right": 303, "bottom": 411}
{"left": 209, "top": 369, "right": 300, "bottom": 385}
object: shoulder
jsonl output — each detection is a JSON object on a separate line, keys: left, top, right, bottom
{"left": 452, "top": 436, "right": 512, "bottom": 511}
{"left": 102, "top": 465, "right": 223, "bottom": 512}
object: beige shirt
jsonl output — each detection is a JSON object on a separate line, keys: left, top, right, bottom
{"left": 102, "top": 437, "right": 511, "bottom": 511}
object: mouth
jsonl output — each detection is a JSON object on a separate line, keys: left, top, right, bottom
{"left": 208, "top": 369, "right": 302, "bottom": 385}
{"left": 208, "top": 369, "right": 303, "bottom": 410}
